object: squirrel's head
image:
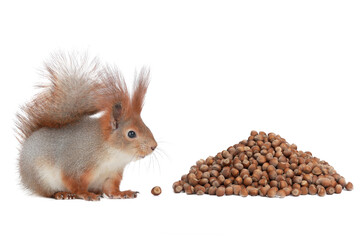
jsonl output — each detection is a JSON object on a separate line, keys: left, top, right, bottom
{"left": 99, "top": 67, "right": 157, "bottom": 159}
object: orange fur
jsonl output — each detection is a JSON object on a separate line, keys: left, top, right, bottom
{"left": 102, "top": 172, "right": 123, "bottom": 195}
{"left": 61, "top": 170, "right": 100, "bottom": 200}
{"left": 98, "top": 66, "right": 150, "bottom": 140}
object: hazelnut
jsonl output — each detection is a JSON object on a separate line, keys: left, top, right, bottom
{"left": 308, "top": 184, "right": 317, "bottom": 195}
{"left": 283, "top": 148, "right": 292, "bottom": 157}
{"left": 199, "top": 164, "right": 209, "bottom": 172}
{"left": 303, "top": 165, "right": 312, "bottom": 174}
{"left": 283, "top": 187, "right": 292, "bottom": 196}
{"left": 259, "top": 178, "right": 268, "bottom": 186}
{"left": 151, "top": 186, "right": 162, "bottom": 196}
{"left": 224, "top": 178, "right": 232, "bottom": 187}
{"left": 268, "top": 171, "right": 277, "bottom": 180}
{"left": 225, "top": 186, "right": 234, "bottom": 195}
{"left": 212, "top": 164, "right": 222, "bottom": 172}
{"left": 173, "top": 184, "right": 183, "bottom": 193}
{"left": 335, "top": 184, "right": 342, "bottom": 194}
{"left": 267, "top": 187, "right": 278, "bottom": 198}
{"left": 221, "top": 167, "right": 231, "bottom": 178}
{"left": 345, "top": 182, "right": 353, "bottom": 191}
{"left": 338, "top": 177, "right": 346, "bottom": 187}
{"left": 257, "top": 155, "right": 266, "bottom": 165}
{"left": 231, "top": 168, "right": 240, "bottom": 177}
{"left": 240, "top": 187, "right": 248, "bottom": 197}
{"left": 293, "top": 176, "right": 303, "bottom": 184}
{"left": 210, "top": 170, "right": 220, "bottom": 178}
{"left": 312, "top": 166, "right": 322, "bottom": 176}
{"left": 217, "top": 175, "right": 225, "bottom": 184}
{"left": 188, "top": 177, "right": 199, "bottom": 187}
{"left": 316, "top": 178, "right": 331, "bottom": 188}
{"left": 317, "top": 186, "right": 326, "bottom": 197}
{"left": 208, "top": 186, "right": 217, "bottom": 195}
{"left": 234, "top": 176, "right": 243, "bottom": 185}
{"left": 234, "top": 163, "right": 244, "bottom": 171}
{"left": 326, "top": 187, "right": 335, "bottom": 195}
{"left": 185, "top": 185, "right": 194, "bottom": 195}
{"left": 300, "top": 186, "right": 308, "bottom": 195}
{"left": 277, "top": 190, "right": 286, "bottom": 198}
{"left": 291, "top": 188, "right": 300, "bottom": 197}
{"left": 221, "top": 158, "right": 231, "bottom": 166}
{"left": 285, "top": 169, "right": 294, "bottom": 178}
{"left": 248, "top": 187, "right": 258, "bottom": 196}
{"left": 279, "top": 180, "right": 288, "bottom": 189}
{"left": 251, "top": 130, "right": 258, "bottom": 136}
{"left": 259, "top": 185, "right": 270, "bottom": 196}
{"left": 243, "top": 177, "right": 253, "bottom": 186}
{"left": 270, "top": 180, "right": 278, "bottom": 188}
{"left": 233, "top": 185, "right": 242, "bottom": 195}
{"left": 216, "top": 186, "right": 225, "bottom": 197}
{"left": 199, "top": 178, "right": 209, "bottom": 186}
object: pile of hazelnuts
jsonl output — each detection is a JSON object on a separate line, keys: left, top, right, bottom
{"left": 173, "top": 131, "right": 353, "bottom": 197}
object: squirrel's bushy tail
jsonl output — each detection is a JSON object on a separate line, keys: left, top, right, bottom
{"left": 15, "top": 52, "right": 102, "bottom": 142}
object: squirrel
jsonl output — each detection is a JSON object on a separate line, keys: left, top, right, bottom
{"left": 15, "top": 53, "right": 157, "bottom": 201}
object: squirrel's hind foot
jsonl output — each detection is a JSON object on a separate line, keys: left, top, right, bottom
{"left": 106, "top": 190, "right": 139, "bottom": 199}
{"left": 53, "top": 192, "right": 76, "bottom": 200}
{"left": 53, "top": 191, "right": 101, "bottom": 201}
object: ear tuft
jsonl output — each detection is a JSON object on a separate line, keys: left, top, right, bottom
{"left": 132, "top": 67, "right": 150, "bottom": 114}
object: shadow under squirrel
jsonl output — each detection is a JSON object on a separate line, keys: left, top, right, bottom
{"left": 15, "top": 53, "right": 157, "bottom": 201}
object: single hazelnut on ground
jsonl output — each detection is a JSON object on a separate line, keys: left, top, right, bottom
{"left": 151, "top": 186, "right": 162, "bottom": 196}
{"left": 345, "top": 182, "right": 353, "bottom": 191}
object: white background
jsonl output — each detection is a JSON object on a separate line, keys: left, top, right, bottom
{"left": 1, "top": 0, "right": 360, "bottom": 239}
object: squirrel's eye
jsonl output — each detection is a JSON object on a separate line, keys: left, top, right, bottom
{"left": 128, "top": 130, "right": 136, "bottom": 138}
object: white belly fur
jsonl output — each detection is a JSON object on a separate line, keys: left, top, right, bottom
{"left": 36, "top": 158, "right": 65, "bottom": 193}
{"left": 88, "top": 147, "right": 134, "bottom": 191}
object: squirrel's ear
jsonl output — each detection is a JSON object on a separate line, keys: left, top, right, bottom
{"left": 111, "top": 103, "right": 122, "bottom": 130}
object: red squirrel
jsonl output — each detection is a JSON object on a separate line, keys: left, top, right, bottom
{"left": 16, "top": 53, "right": 157, "bottom": 201}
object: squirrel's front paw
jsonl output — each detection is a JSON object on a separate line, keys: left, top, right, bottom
{"left": 107, "top": 190, "right": 139, "bottom": 199}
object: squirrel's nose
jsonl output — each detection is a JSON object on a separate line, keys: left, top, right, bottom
{"left": 151, "top": 143, "right": 157, "bottom": 151}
